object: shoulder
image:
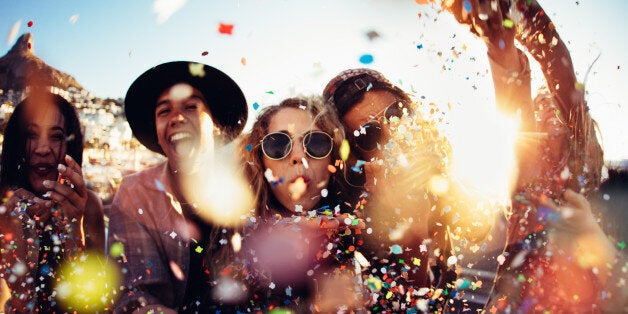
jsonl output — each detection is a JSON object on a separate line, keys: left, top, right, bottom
{"left": 118, "top": 162, "right": 167, "bottom": 191}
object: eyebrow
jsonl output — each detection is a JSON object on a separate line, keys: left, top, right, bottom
{"left": 26, "top": 124, "right": 65, "bottom": 133}
{"left": 156, "top": 94, "right": 207, "bottom": 108}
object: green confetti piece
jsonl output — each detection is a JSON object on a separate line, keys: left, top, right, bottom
{"left": 518, "top": 274, "right": 526, "bottom": 282}
{"left": 503, "top": 19, "right": 514, "bottom": 28}
{"left": 618, "top": 241, "right": 626, "bottom": 250}
{"left": 195, "top": 246, "right": 203, "bottom": 253}
{"left": 265, "top": 91, "right": 274, "bottom": 95}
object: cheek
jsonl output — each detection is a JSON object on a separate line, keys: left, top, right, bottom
{"left": 310, "top": 158, "right": 332, "bottom": 183}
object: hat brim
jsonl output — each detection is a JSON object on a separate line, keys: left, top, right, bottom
{"left": 124, "top": 61, "right": 248, "bottom": 155}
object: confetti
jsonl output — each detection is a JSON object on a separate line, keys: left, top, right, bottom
{"left": 69, "top": 14, "right": 79, "bottom": 24}
{"left": 245, "top": 143, "right": 253, "bottom": 152}
{"left": 27, "top": 20, "right": 33, "bottom": 27}
{"left": 503, "top": 19, "right": 514, "bottom": 28}
{"left": 340, "top": 139, "right": 350, "bottom": 161}
{"left": 327, "top": 164, "right": 337, "bottom": 173}
{"left": 218, "top": 22, "right": 234, "bottom": 35}
{"left": 462, "top": 0, "right": 472, "bottom": 13}
{"left": 391, "top": 244, "right": 403, "bottom": 254}
{"left": 201, "top": 51, "right": 208, "bottom": 56}
{"left": 188, "top": 62, "right": 205, "bottom": 77}
{"left": 241, "top": 57, "right": 247, "bottom": 65}
{"left": 252, "top": 102, "right": 260, "bottom": 110}
{"left": 359, "top": 54, "right": 374, "bottom": 64}
{"left": 109, "top": 242, "right": 124, "bottom": 257}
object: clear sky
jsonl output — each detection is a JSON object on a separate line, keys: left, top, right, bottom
{"left": 1, "top": 0, "right": 626, "bottom": 161}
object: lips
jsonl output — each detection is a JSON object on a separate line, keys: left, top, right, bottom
{"left": 29, "top": 163, "right": 56, "bottom": 177}
{"left": 168, "top": 132, "right": 195, "bottom": 156}
{"left": 290, "top": 175, "right": 310, "bottom": 185}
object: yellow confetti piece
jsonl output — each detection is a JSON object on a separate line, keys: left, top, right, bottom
{"left": 340, "top": 139, "right": 350, "bottom": 161}
{"left": 412, "top": 257, "right": 421, "bottom": 266}
{"left": 188, "top": 62, "right": 205, "bottom": 77}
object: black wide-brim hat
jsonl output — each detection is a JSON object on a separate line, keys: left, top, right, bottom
{"left": 124, "top": 61, "right": 248, "bottom": 155}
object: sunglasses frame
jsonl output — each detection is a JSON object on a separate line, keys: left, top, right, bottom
{"left": 261, "top": 130, "right": 334, "bottom": 161}
{"left": 354, "top": 100, "right": 414, "bottom": 152}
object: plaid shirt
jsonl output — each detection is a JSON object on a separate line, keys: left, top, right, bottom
{"left": 107, "top": 162, "right": 190, "bottom": 313}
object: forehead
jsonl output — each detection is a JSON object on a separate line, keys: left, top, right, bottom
{"left": 24, "top": 101, "right": 65, "bottom": 129}
{"left": 157, "top": 83, "right": 207, "bottom": 106}
{"left": 344, "top": 90, "right": 399, "bottom": 120}
{"left": 267, "top": 107, "right": 320, "bottom": 134}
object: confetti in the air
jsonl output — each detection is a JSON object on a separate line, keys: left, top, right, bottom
{"left": 27, "top": 20, "right": 34, "bottom": 27}
{"left": 359, "top": 54, "right": 374, "bottom": 64}
{"left": 69, "top": 14, "right": 79, "bottom": 24}
{"left": 6, "top": 20, "right": 20, "bottom": 46}
{"left": 152, "top": 0, "right": 187, "bottom": 24}
{"left": 218, "top": 22, "right": 234, "bottom": 35}
{"left": 366, "top": 30, "right": 380, "bottom": 41}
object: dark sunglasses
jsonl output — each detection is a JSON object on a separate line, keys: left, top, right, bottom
{"left": 261, "top": 130, "right": 334, "bottom": 160}
{"left": 354, "top": 101, "right": 413, "bottom": 152}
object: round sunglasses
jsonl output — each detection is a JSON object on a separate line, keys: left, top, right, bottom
{"left": 354, "top": 100, "right": 414, "bottom": 152}
{"left": 261, "top": 130, "right": 334, "bottom": 160}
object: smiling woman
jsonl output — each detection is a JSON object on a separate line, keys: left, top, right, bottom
{"left": 0, "top": 89, "right": 105, "bottom": 312}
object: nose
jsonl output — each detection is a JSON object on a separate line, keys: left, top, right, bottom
{"left": 289, "top": 138, "right": 306, "bottom": 165}
{"left": 33, "top": 138, "right": 53, "bottom": 156}
{"left": 169, "top": 109, "right": 186, "bottom": 127}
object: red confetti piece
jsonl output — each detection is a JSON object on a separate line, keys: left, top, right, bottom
{"left": 27, "top": 20, "right": 34, "bottom": 27}
{"left": 218, "top": 23, "right": 234, "bottom": 35}
{"left": 201, "top": 51, "right": 208, "bottom": 56}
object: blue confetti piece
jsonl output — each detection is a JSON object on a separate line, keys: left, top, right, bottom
{"left": 40, "top": 264, "right": 51, "bottom": 276}
{"left": 463, "top": 0, "right": 472, "bottom": 13}
{"left": 245, "top": 143, "right": 253, "bottom": 152}
{"left": 391, "top": 244, "right": 403, "bottom": 254}
{"left": 359, "top": 54, "right": 374, "bottom": 64}
{"left": 252, "top": 102, "right": 259, "bottom": 110}
{"left": 417, "top": 43, "right": 423, "bottom": 49}
{"left": 155, "top": 179, "right": 165, "bottom": 192}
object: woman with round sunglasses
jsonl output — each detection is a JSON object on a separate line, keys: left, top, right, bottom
{"left": 238, "top": 95, "right": 364, "bottom": 312}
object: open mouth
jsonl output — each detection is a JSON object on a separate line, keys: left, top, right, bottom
{"left": 30, "top": 163, "right": 56, "bottom": 177}
{"left": 288, "top": 175, "right": 310, "bottom": 201}
{"left": 169, "top": 132, "right": 196, "bottom": 157}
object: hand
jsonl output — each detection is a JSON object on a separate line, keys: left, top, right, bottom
{"left": 42, "top": 155, "right": 88, "bottom": 239}
{"left": 442, "top": 0, "right": 521, "bottom": 64}
{"left": 539, "top": 189, "right": 617, "bottom": 274}
{"left": 5, "top": 188, "right": 53, "bottom": 224}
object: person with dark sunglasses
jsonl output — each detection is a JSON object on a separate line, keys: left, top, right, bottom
{"left": 237, "top": 95, "right": 365, "bottom": 312}
{"left": 323, "top": 68, "right": 463, "bottom": 312}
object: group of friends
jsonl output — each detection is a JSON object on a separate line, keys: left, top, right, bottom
{"left": 0, "top": 1, "right": 626, "bottom": 313}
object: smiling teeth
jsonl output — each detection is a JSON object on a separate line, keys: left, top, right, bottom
{"left": 169, "top": 133, "right": 191, "bottom": 142}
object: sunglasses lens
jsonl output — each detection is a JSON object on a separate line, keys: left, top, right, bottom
{"left": 262, "top": 132, "right": 291, "bottom": 159}
{"left": 385, "top": 102, "right": 413, "bottom": 121}
{"left": 356, "top": 122, "right": 383, "bottom": 151}
{"left": 303, "top": 131, "right": 333, "bottom": 159}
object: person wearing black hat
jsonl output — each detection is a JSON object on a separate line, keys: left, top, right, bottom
{"left": 107, "top": 61, "right": 250, "bottom": 313}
